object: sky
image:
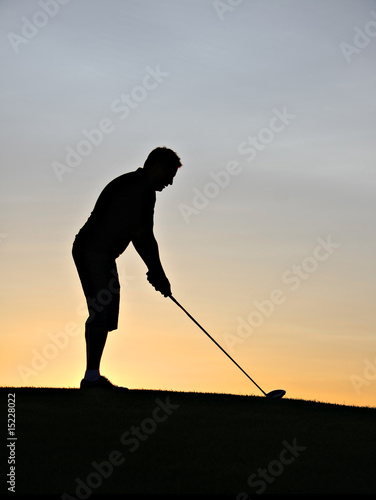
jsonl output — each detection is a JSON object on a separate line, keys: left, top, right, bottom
{"left": 0, "top": 0, "right": 375, "bottom": 408}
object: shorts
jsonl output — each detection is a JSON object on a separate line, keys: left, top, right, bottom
{"left": 72, "top": 242, "right": 120, "bottom": 331}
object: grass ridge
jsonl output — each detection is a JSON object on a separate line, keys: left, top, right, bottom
{"left": 1, "top": 388, "right": 375, "bottom": 494}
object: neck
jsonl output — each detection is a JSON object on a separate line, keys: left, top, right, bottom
{"left": 143, "top": 168, "right": 156, "bottom": 190}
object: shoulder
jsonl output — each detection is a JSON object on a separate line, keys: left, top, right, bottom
{"left": 102, "top": 168, "right": 142, "bottom": 192}
{"left": 103, "top": 168, "right": 155, "bottom": 202}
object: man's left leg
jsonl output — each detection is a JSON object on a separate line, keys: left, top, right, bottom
{"left": 84, "top": 325, "right": 108, "bottom": 381}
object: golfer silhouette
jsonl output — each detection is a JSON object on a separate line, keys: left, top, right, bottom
{"left": 72, "top": 147, "right": 182, "bottom": 389}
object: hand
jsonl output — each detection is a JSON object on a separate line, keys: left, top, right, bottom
{"left": 146, "top": 270, "right": 171, "bottom": 297}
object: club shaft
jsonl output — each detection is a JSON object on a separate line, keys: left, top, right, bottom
{"left": 170, "top": 295, "right": 267, "bottom": 396}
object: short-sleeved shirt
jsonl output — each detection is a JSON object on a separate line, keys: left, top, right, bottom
{"left": 74, "top": 168, "right": 156, "bottom": 259}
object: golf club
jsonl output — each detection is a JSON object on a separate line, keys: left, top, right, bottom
{"left": 170, "top": 295, "right": 285, "bottom": 399}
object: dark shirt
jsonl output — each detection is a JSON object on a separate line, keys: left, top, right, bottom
{"left": 74, "top": 168, "right": 156, "bottom": 259}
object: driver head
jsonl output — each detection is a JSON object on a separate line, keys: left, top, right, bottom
{"left": 266, "top": 389, "right": 286, "bottom": 399}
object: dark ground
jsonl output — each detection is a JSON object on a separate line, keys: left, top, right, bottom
{"left": 1, "top": 387, "right": 375, "bottom": 496}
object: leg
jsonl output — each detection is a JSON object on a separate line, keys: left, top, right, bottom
{"left": 82, "top": 324, "right": 127, "bottom": 390}
{"left": 85, "top": 325, "right": 108, "bottom": 371}
{"left": 72, "top": 247, "right": 122, "bottom": 387}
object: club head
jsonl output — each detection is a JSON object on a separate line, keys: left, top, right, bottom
{"left": 266, "top": 389, "right": 286, "bottom": 399}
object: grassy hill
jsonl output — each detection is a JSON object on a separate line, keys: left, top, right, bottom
{"left": 1, "top": 387, "right": 375, "bottom": 496}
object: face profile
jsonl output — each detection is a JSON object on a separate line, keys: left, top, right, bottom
{"left": 152, "top": 163, "right": 178, "bottom": 192}
{"left": 143, "top": 147, "right": 182, "bottom": 192}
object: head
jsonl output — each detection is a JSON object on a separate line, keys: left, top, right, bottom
{"left": 143, "top": 147, "right": 182, "bottom": 191}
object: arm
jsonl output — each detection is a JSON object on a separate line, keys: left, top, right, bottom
{"left": 132, "top": 226, "right": 163, "bottom": 273}
{"left": 132, "top": 226, "right": 171, "bottom": 296}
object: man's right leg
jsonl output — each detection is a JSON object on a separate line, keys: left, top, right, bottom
{"left": 81, "top": 324, "right": 126, "bottom": 389}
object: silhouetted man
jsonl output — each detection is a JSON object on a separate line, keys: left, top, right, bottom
{"left": 72, "top": 147, "right": 182, "bottom": 389}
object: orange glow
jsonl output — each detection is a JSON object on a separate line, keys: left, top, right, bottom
{"left": 1, "top": 246, "right": 375, "bottom": 409}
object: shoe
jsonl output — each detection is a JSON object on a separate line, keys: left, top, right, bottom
{"left": 80, "top": 375, "right": 128, "bottom": 391}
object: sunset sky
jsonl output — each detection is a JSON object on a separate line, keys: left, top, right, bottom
{"left": 1, "top": 0, "right": 375, "bottom": 408}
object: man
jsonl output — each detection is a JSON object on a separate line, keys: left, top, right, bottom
{"left": 72, "top": 146, "right": 182, "bottom": 390}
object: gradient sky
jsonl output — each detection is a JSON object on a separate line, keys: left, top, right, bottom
{"left": 1, "top": 0, "right": 375, "bottom": 407}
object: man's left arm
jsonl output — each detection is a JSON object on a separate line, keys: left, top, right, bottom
{"left": 132, "top": 225, "right": 171, "bottom": 297}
